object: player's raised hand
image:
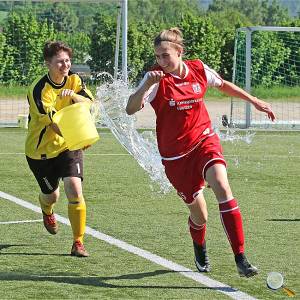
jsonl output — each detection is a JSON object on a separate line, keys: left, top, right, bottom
{"left": 146, "top": 71, "right": 165, "bottom": 86}
{"left": 252, "top": 98, "right": 276, "bottom": 121}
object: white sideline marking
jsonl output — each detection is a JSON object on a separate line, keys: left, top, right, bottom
{"left": 0, "top": 219, "right": 42, "bottom": 224}
{"left": 0, "top": 190, "right": 257, "bottom": 300}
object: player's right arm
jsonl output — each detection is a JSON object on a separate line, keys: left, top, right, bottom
{"left": 28, "top": 84, "right": 57, "bottom": 127}
{"left": 126, "top": 71, "right": 164, "bottom": 115}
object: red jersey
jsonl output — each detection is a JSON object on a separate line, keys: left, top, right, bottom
{"left": 150, "top": 59, "right": 214, "bottom": 159}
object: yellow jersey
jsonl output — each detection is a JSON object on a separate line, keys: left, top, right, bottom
{"left": 25, "top": 71, "right": 94, "bottom": 159}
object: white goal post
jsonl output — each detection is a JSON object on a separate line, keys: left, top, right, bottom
{"left": 229, "top": 26, "right": 300, "bottom": 130}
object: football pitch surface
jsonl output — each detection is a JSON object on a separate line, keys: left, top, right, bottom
{"left": 0, "top": 128, "right": 299, "bottom": 299}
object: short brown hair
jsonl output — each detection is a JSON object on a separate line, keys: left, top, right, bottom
{"left": 43, "top": 41, "right": 73, "bottom": 61}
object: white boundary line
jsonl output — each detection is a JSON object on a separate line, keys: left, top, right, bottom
{"left": 0, "top": 219, "right": 42, "bottom": 224}
{"left": 0, "top": 190, "right": 257, "bottom": 300}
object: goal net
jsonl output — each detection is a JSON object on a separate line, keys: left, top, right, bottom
{"left": 0, "top": 0, "right": 123, "bottom": 127}
{"left": 230, "top": 26, "right": 300, "bottom": 130}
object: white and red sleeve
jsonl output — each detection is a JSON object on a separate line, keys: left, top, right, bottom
{"left": 204, "top": 64, "right": 224, "bottom": 88}
{"left": 136, "top": 72, "right": 159, "bottom": 104}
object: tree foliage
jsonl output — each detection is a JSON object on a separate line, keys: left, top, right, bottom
{"left": 0, "top": 33, "right": 15, "bottom": 84}
{"left": 0, "top": 0, "right": 298, "bottom": 86}
{"left": 128, "top": 0, "right": 203, "bottom": 23}
{"left": 40, "top": 2, "right": 79, "bottom": 33}
{"left": 208, "top": 0, "right": 290, "bottom": 25}
{"left": 88, "top": 12, "right": 117, "bottom": 78}
{"left": 180, "top": 14, "right": 222, "bottom": 71}
{"left": 3, "top": 11, "right": 55, "bottom": 84}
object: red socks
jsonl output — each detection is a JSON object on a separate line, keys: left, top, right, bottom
{"left": 188, "top": 216, "right": 206, "bottom": 246}
{"left": 188, "top": 198, "right": 245, "bottom": 254}
{"left": 219, "top": 198, "right": 244, "bottom": 255}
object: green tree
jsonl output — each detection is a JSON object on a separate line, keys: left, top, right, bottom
{"left": 208, "top": 8, "right": 252, "bottom": 80}
{"left": 127, "top": 21, "right": 165, "bottom": 81}
{"left": 235, "top": 31, "right": 292, "bottom": 87}
{"left": 261, "top": 0, "right": 290, "bottom": 25}
{"left": 179, "top": 14, "right": 223, "bottom": 72}
{"left": 4, "top": 11, "right": 55, "bottom": 85}
{"left": 208, "top": 0, "right": 291, "bottom": 25}
{"left": 251, "top": 31, "right": 290, "bottom": 86}
{"left": 56, "top": 31, "right": 91, "bottom": 64}
{"left": 41, "top": 2, "right": 79, "bottom": 33}
{"left": 0, "top": 33, "right": 16, "bottom": 84}
{"left": 88, "top": 12, "right": 117, "bottom": 78}
{"left": 128, "top": 0, "right": 203, "bottom": 23}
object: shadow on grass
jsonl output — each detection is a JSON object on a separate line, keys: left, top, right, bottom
{"left": 0, "top": 244, "right": 69, "bottom": 256}
{"left": 0, "top": 244, "right": 18, "bottom": 250}
{"left": 266, "top": 218, "right": 300, "bottom": 222}
{"left": 0, "top": 270, "right": 237, "bottom": 292}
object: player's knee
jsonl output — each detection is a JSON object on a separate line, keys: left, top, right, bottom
{"left": 64, "top": 177, "right": 82, "bottom": 199}
{"left": 189, "top": 214, "right": 207, "bottom": 228}
{"left": 188, "top": 216, "right": 206, "bottom": 230}
{"left": 200, "top": 213, "right": 208, "bottom": 224}
{"left": 210, "top": 179, "right": 232, "bottom": 200}
{"left": 41, "top": 190, "right": 59, "bottom": 204}
{"left": 189, "top": 196, "right": 208, "bottom": 224}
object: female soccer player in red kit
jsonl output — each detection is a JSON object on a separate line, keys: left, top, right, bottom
{"left": 126, "top": 28, "right": 275, "bottom": 277}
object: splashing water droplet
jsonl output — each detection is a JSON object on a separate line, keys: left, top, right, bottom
{"left": 214, "top": 126, "right": 255, "bottom": 144}
{"left": 95, "top": 74, "right": 256, "bottom": 193}
{"left": 96, "top": 74, "right": 172, "bottom": 194}
{"left": 234, "top": 156, "right": 239, "bottom": 167}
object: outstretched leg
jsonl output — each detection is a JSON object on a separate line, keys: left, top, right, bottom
{"left": 205, "top": 163, "right": 258, "bottom": 277}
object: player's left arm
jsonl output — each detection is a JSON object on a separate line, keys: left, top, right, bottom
{"left": 218, "top": 80, "right": 276, "bottom": 121}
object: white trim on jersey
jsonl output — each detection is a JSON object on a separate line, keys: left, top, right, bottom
{"left": 138, "top": 61, "right": 224, "bottom": 104}
{"left": 136, "top": 74, "right": 159, "bottom": 104}
{"left": 203, "top": 64, "right": 224, "bottom": 87}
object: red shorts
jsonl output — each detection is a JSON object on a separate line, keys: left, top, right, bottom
{"left": 162, "top": 134, "right": 226, "bottom": 204}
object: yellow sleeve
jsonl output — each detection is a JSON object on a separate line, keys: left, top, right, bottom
{"left": 27, "top": 81, "right": 58, "bottom": 126}
{"left": 74, "top": 75, "right": 94, "bottom": 101}
{"left": 38, "top": 90, "right": 58, "bottom": 126}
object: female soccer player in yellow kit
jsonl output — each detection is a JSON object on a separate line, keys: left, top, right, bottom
{"left": 26, "top": 41, "right": 93, "bottom": 257}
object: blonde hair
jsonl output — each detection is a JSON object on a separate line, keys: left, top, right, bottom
{"left": 154, "top": 27, "right": 184, "bottom": 50}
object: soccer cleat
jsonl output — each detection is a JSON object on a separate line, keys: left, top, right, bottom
{"left": 193, "top": 241, "right": 211, "bottom": 272}
{"left": 42, "top": 211, "right": 58, "bottom": 235}
{"left": 235, "top": 253, "right": 259, "bottom": 277}
{"left": 71, "top": 240, "right": 89, "bottom": 257}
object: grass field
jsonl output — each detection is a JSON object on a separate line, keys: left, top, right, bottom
{"left": 0, "top": 128, "right": 299, "bottom": 299}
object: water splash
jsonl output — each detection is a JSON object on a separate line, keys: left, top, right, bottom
{"left": 214, "top": 125, "right": 256, "bottom": 144}
{"left": 96, "top": 74, "right": 172, "bottom": 194}
{"left": 95, "top": 74, "right": 256, "bottom": 193}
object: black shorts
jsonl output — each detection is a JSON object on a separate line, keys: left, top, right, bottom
{"left": 26, "top": 150, "right": 83, "bottom": 194}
